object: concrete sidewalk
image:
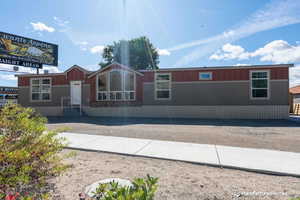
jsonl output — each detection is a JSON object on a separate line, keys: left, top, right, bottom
{"left": 59, "top": 132, "right": 300, "bottom": 177}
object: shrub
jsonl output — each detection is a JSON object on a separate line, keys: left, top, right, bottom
{"left": 92, "top": 174, "right": 158, "bottom": 200}
{"left": 0, "top": 104, "right": 71, "bottom": 197}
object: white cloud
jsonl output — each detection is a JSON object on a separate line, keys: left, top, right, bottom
{"left": 90, "top": 45, "right": 105, "bottom": 54}
{"left": 209, "top": 43, "right": 250, "bottom": 60}
{"left": 157, "top": 49, "right": 171, "bottom": 56}
{"left": 77, "top": 41, "right": 88, "bottom": 46}
{"left": 0, "top": 74, "right": 17, "bottom": 81}
{"left": 235, "top": 63, "right": 249, "bottom": 66}
{"left": 210, "top": 40, "right": 300, "bottom": 64}
{"left": 172, "top": 0, "right": 300, "bottom": 66}
{"left": 42, "top": 66, "right": 62, "bottom": 74}
{"left": 290, "top": 64, "right": 300, "bottom": 87}
{"left": 252, "top": 40, "right": 300, "bottom": 63}
{"left": 30, "top": 22, "right": 55, "bottom": 32}
{"left": 53, "top": 17, "right": 70, "bottom": 32}
{"left": 85, "top": 64, "right": 100, "bottom": 71}
{"left": 75, "top": 41, "right": 89, "bottom": 51}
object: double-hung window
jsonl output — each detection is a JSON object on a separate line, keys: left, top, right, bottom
{"left": 97, "top": 70, "right": 135, "bottom": 101}
{"left": 155, "top": 73, "right": 171, "bottom": 100}
{"left": 250, "top": 71, "right": 269, "bottom": 99}
{"left": 31, "top": 78, "right": 51, "bottom": 101}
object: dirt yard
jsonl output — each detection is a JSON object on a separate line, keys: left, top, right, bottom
{"left": 50, "top": 150, "right": 300, "bottom": 200}
{"left": 47, "top": 117, "right": 300, "bottom": 152}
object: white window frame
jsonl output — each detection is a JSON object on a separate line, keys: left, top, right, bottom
{"left": 155, "top": 73, "right": 171, "bottom": 100}
{"left": 199, "top": 72, "right": 212, "bottom": 80}
{"left": 96, "top": 69, "right": 136, "bottom": 101}
{"left": 30, "top": 77, "right": 52, "bottom": 102}
{"left": 250, "top": 70, "right": 270, "bottom": 100}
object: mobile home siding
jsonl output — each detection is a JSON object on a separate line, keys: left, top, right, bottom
{"left": 16, "top": 64, "right": 291, "bottom": 119}
{"left": 143, "top": 80, "right": 288, "bottom": 106}
{"left": 142, "top": 67, "right": 288, "bottom": 83}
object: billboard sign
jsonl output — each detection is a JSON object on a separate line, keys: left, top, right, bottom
{"left": 0, "top": 32, "right": 58, "bottom": 68}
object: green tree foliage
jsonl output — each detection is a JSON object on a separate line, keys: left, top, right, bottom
{"left": 93, "top": 175, "right": 158, "bottom": 200}
{"left": 99, "top": 36, "right": 159, "bottom": 70}
{"left": 0, "top": 104, "right": 71, "bottom": 197}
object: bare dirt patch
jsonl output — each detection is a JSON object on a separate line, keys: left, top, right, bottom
{"left": 51, "top": 150, "right": 300, "bottom": 200}
{"left": 47, "top": 117, "right": 300, "bottom": 152}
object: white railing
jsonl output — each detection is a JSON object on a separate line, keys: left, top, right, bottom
{"left": 61, "top": 96, "right": 82, "bottom": 116}
{"left": 97, "top": 91, "right": 135, "bottom": 101}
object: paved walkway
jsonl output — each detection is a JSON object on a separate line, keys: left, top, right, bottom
{"left": 60, "top": 132, "right": 300, "bottom": 177}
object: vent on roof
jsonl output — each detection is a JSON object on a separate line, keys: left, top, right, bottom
{"left": 44, "top": 70, "right": 49, "bottom": 74}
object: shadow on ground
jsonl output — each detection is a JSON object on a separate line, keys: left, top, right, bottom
{"left": 47, "top": 116, "right": 300, "bottom": 127}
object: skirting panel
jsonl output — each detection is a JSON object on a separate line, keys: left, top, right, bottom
{"left": 83, "top": 105, "right": 289, "bottom": 119}
{"left": 33, "top": 107, "right": 63, "bottom": 116}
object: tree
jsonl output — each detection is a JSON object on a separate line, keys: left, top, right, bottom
{"left": 0, "top": 104, "right": 72, "bottom": 198}
{"left": 99, "top": 36, "right": 159, "bottom": 70}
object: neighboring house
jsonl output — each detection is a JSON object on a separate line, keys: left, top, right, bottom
{"left": 290, "top": 85, "right": 300, "bottom": 104}
{"left": 16, "top": 63, "right": 291, "bottom": 119}
{"left": 0, "top": 86, "right": 18, "bottom": 107}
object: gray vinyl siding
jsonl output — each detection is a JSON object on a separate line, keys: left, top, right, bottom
{"left": 18, "top": 85, "right": 70, "bottom": 107}
{"left": 143, "top": 80, "right": 289, "bottom": 106}
{"left": 18, "top": 84, "right": 90, "bottom": 107}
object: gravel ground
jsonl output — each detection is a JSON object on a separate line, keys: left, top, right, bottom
{"left": 47, "top": 117, "right": 300, "bottom": 152}
{"left": 50, "top": 150, "right": 300, "bottom": 200}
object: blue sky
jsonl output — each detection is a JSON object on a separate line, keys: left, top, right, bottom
{"left": 1, "top": 0, "right": 300, "bottom": 87}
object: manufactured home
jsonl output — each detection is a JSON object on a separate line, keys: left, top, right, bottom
{"left": 17, "top": 63, "right": 291, "bottom": 119}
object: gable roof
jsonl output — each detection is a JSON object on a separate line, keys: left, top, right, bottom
{"left": 88, "top": 63, "right": 144, "bottom": 78}
{"left": 64, "top": 65, "right": 90, "bottom": 74}
{"left": 15, "top": 65, "right": 91, "bottom": 77}
{"left": 290, "top": 85, "right": 300, "bottom": 94}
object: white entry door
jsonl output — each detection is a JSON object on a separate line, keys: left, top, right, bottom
{"left": 70, "top": 81, "right": 81, "bottom": 105}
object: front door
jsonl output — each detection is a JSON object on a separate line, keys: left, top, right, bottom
{"left": 70, "top": 81, "right": 81, "bottom": 105}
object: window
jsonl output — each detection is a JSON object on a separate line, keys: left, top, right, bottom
{"left": 199, "top": 72, "right": 212, "bottom": 80}
{"left": 31, "top": 78, "right": 51, "bottom": 101}
{"left": 155, "top": 73, "right": 171, "bottom": 100}
{"left": 250, "top": 71, "right": 269, "bottom": 99}
{"left": 97, "top": 70, "right": 135, "bottom": 101}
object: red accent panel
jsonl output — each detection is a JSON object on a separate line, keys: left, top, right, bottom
{"left": 143, "top": 71, "right": 154, "bottom": 82}
{"left": 142, "top": 67, "right": 289, "bottom": 82}
{"left": 52, "top": 75, "right": 68, "bottom": 85}
{"left": 136, "top": 75, "right": 143, "bottom": 102}
{"left": 271, "top": 67, "right": 288, "bottom": 79}
{"left": 88, "top": 76, "right": 97, "bottom": 103}
{"left": 18, "top": 77, "right": 30, "bottom": 86}
{"left": 67, "top": 68, "right": 86, "bottom": 82}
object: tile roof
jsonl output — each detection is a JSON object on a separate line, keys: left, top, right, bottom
{"left": 290, "top": 85, "right": 300, "bottom": 94}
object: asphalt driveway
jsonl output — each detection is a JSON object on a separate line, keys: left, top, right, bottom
{"left": 47, "top": 117, "right": 300, "bottom": 153}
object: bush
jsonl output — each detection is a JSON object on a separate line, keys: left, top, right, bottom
{"left": 92, "top": 175, "right": 158, "bottom": 200}
{"left": 0, "top": 104, "right": 71, "bottom": 198}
